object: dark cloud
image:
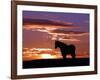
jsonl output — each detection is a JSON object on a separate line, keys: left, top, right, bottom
{"left": 23, "top": 18, "right": 76, "bottom": 27}
{"left": 50, "top": 29, "right": 89, "bottom": 36}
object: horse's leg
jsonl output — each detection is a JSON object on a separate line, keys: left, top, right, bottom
{"left": 71, "top": 52, "right": 75, "bottom": 59}
{"left": 62, "top": 53, "right": 66, "bottom": 59}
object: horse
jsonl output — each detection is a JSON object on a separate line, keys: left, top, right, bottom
{"left": 55, "top": 40, "right": 76, "bottom": 59}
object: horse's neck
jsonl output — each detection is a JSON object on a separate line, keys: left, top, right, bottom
{"left": 61, "top": 42, "right": 66, "bottom": 46}
{"left": 59, "top": 42, "right": 67, "bottom": 48}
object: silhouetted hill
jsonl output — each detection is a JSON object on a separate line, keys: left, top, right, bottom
{"left": 23, "top": 58, "right": 89, "bottom": 69}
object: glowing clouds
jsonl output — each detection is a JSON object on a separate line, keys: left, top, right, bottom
{"left": 40, "top": 54, "right": 56, "bottom": 59}
{"left": 23, "top": 24, "right": 83, "bottom": 42}
{"left": 23, "top": 48, "right": 89, "bottom": 61}
{"left": 23, "top": 48, "right": 61, "bottom": 61}
{"left": 23, "top": 18, "right": 84, "bottom": 42}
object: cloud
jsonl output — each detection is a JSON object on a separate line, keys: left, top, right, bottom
{"left": 58, "top": 38, "right": 80, "bottom": 42}
{"left": 23, "top": 48, "right": 62, "bottom": 61}
{"left": 49, "top": 29, "right": 89, "bottom": 36}
{"left": 24, "top": 27, "right": 84, "bottom": 42}
{"left": 23, "top": 48, "right": 59, "bottom": 55}
{"left": 23, "top": 19, "right": 79, "bottom": 31}
{"left": 23, "top": 18, "right": 75, "bottom": 27}
{"left": 47, "top": 32, "right": 80, "bottom": 42}
{"left": 23, "top": 26, "right": 88, "bottom": 42}
{"left": 50, "top": 34, "right": 80, "bottom": 42}
{"left": 23, "top": 19, "right": 88, "bottom": 42}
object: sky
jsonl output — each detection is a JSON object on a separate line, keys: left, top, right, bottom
{"left": 22, "top": 11, "right": 90, "bottom": 60}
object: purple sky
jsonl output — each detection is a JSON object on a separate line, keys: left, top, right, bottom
{"left": 23, "top": 11, "right": 89, "bottom": 32}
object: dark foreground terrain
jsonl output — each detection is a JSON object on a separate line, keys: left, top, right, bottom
{"left": 23, "top": 58, "right": 89, "bottom": 69}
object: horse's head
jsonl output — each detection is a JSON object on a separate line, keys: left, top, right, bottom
{"left": 55, "top": 40, "right": 60, "bottom": 49}
{"left": 55, "top": 41, "right": 57, "bottom": 49}
{"left": 55, "top": 40, "right": 67, "bottom": 49}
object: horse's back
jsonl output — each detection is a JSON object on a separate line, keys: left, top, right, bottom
{"left": 68, "top": 44, "right": 75, "bottom": 52}
{"left": 55, "top": 40, "right": 75, "bottom": 54}
{"left": 63, "top": 44, "right": 75, "bottom": 53}
{"left": 69, "top": 44, "right": 75, "bottom": 49}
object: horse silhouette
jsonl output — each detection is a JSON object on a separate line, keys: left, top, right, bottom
{"left": 55, "top": 40, "right": 76, "bottom": 59}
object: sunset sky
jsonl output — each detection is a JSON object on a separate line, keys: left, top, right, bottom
{"left": 22, "top": 11, "right": 90, "bottom": 61}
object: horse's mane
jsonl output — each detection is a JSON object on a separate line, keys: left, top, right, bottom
{"left": 55, "top": 40, "right": 67, "bottom": 46}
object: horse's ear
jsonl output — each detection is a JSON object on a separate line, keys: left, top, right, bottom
{"left": 55, "top": 40, "right": 57, "bottom": 44}
{"left": 55, "top": 40, "right": 59, "bottom": 43}
{"left": 55, "top": 40, "right": 57, "bottom": 42}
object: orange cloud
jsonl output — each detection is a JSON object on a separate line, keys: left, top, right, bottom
{"left": 23, "top": 48, "right": 62, "bottom": 61}
{"left": 50, "top": 29, "right": 89, "bottom": 36}
{"left": 23, "top": 48, "right": 89, "bottom": 61}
